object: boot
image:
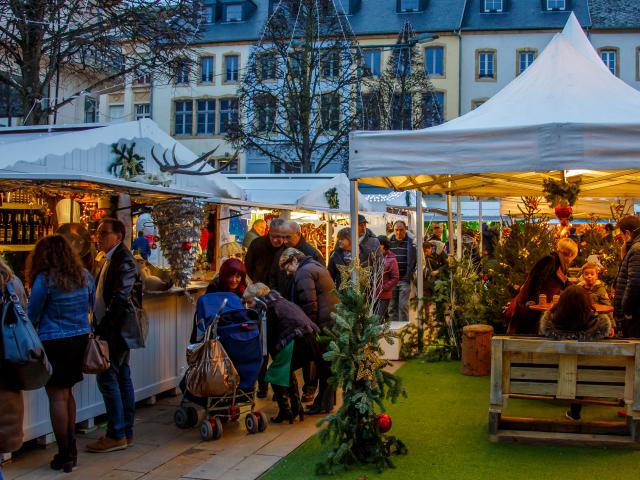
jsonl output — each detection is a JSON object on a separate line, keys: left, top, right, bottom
{"left": 50, "top": 449, "right": 73, "bottom": 473}
{"left": 271, "top": 386, "right": 294, "bottom": 424}
{"left": 289, "top": 377, "right": 304, "bottom": 422}
{"left": 305, "top": 385, "right": 335, "bottom": 415}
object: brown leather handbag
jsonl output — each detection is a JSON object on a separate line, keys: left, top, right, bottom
{"left": 82, "top": 333, "right": 110, "bottom": 374}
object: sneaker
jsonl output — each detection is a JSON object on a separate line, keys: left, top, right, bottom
{"left": 565, "top": 411, "right": 580, "bottom": 421}
{"left": 86, "top": 436, "right": 127, "bottom": 453}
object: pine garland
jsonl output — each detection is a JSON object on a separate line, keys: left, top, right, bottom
{"left": 316, "top": 262, "right": 407, "bottom": 475}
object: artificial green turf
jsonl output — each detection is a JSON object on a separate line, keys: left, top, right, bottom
{"left": 260, "top": 360, "right": 640, "bottom": 480}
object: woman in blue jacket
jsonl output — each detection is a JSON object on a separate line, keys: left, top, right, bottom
{"left": 26, "top": 235, "right": 95, "bottom": 473}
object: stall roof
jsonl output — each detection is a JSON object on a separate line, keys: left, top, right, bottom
{"left": 348, "top": 14, "right": 640, "bottom": 198}
{"left": 296, "top": 174, "right": 375, "bottom": 213}
{"left": 0, "top": 119, "right": 245, "bottom": 200}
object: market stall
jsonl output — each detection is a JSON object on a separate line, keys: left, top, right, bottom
{"left": 0, "top": 119, "right": 244, "bottom": 442}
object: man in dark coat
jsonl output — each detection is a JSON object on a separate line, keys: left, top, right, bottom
{"left": 88, "top": 218, "right": 143, "bottom": 453}
{"left": 389, "top": 220, "right": 417, "bottom": 323}
{"left": 357, "top": 214, "right": 381, "bottom": 268}
{"left": 244, "top": 218, "right": 287, "bottom": 284}
{"left": 270, "top": 221, "right": 324, "bottom": 294}
{"left": 243, "top": 219, "right": 267, "bottom": 249}
{"left": 614, "top": 215, "right": 640, "bottom": 337}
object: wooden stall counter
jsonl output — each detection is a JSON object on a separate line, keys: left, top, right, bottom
{"left": 21, "top": 282, "right": 208, "bottom": 443}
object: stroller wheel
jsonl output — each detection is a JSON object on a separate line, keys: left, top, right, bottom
{"left": 256, "top": 411, "right": 268, "bottom": 432}
{"left": 245, "top": 413, "right": 259, "bottom": 434}
{"left": 211, "top": 417, "right": 223, "bottom": 440}
{"left": 186, "top": 406, "right": 200, "bottom": 427}
{"left": 174, "top": 407, "right": 190, "bottom": 429}
{"left": 200, "top": 420, "right": 214, "bottom": 441}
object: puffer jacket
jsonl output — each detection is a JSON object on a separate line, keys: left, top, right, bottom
{"left": 261, "top": 290, "right": 319, "bottom": 355}
{"left": 539, "top": 309, "right": 611, "bottom": 341}
{"left": 614, "top": 235, "right": 640, "bottom": 336}
{"left": 269, "top": 236, "right": 324, "bottom": 295}
{"left": 291, "top": 256, "right": 339, "bottom": 331}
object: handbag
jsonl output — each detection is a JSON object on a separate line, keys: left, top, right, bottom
{"left": 82, "top": 332, "right": 110, "bottom": 374}
{"left": 1, "top": 280, "right": 52, "bottom": 390}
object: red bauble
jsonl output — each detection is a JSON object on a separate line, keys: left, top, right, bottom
{"left": 376, "top": 413, "right": 392, "bottom": 433}
{"left": 554, "top": 205, "right": 572, "bottom": 220}
{"left": 181, "top": 241, "right": 192, "bottom": 251}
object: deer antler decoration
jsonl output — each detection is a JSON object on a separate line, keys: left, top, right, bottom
{"left": 150, "top": 144, "right": 239, "bottom": 175}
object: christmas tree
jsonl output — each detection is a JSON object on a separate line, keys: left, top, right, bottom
{"left": 482, "top": 197, "right": 555, "bottom": 331}
{"left": 316, "top": 262, "right": 407, "bottom": 474}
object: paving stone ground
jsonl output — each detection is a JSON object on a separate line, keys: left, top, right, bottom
{"left": 2, "top": 362, "right": 402, "bottom": 480}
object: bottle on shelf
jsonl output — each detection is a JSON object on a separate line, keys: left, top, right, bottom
{"left": 0, "top": 212, "right": 5, "bottom": 244}
{"left": 28, "top": 211, "right": 36, "bottom": 244}
{"left": 14, "top": 211, "right": 22, "bottom": 244}
{"left": 6, "top": 212, "right": 13, "bottom": 245}
{"left": 21, "top": 211, "right": 29, "bottom": 245}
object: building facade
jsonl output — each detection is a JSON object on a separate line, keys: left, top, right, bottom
{"left": 94, "top": 0, "right": 640, "bottom": 173}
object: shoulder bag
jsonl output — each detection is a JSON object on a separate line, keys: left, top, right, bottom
{"left": 1, "top": 281, "right": 52, "bottom": 390}
{"left": 82, "top": 332, "right": 110, "bottom": 374}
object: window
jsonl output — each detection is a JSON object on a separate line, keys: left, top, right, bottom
{"left": 471, "top": 98, "right": 487, "bottom": 110}
{"left": 483, "top": 0, "right": 503, "bottom": 12}
{"left": 422, "top": 92, "right": 444, "bottom": 127}
{"left": 391, "top": 94, "right": 412, "bottom": 130}
{"left": 395, "top": 47, "right": 411, "bottom": 77}
{"left": 225, "top": 55, "right": 239, "bottom": 82}
{"left": 200, "top": 5, "right": 214, "bottom": 24}
{"left": 196, "top": 100, "right": 215, "bottom": 135}
{"left": 286, "top": 94, "right": 301, "bottom": 134}
{"left": 133, "top": 73, "right": 151, "bottom": 85}
{"left": 84, "top": 97, "right": 97, "bottom": 123}
{"left": 200, "top": 56, "right": 214, "bottom": 83}
{"left": 476, "top": 50, "right": 496, "bottom": 80}
{"left": 320, "top": 93, "right": 340, "bottom": 131}
{"left": 546, "top": 0, "right": 566, "bottom": 10}
{"left": 424, "top": 46, "right": 444, "bottom": 76}
{"left": 321, "top": 51, "right": 340, "bottom": 79}
{"left": 289, "top": 51, "right": 305, "bottom": 78}
{"left": 517, "top": 49, "right": 537, "bottom": 75}
{"left": 219, "top": 98, "right": 238, "bottom": 133}
{"left": 258, "top": 54, "right": 276, "bottom": 81}
{"left": 224, "top": 4, "right": 243, "bottom": 22}
{"left": 174, "top": 100, "right": 193, "bottom": 136}
{"left": 398, "top": 0, "right": 420, "bottom": 12}
{"left": 108, "top": 105, "right": 124, "bottom": 122}
{"left": 600, "top": 48, "right": 618, "bottom": 76}
{"left": 360, "top": 93, "right": 381, "bottom": 130}
{"left": 135, "top": 103, "right": 151, "bottom": 120}
{"left": 255, "top": 94, "right": 277, "bottom": 133}
{"left": 175, "top": 60, "right": 189, "bottom": 84}
{"left": 363, "top": 49, "right": 381, "bottom": 77}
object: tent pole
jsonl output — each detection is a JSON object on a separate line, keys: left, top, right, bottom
{"left": 456, "top": 196, "right": 463, "bottom": 260}
{"left": 416, "top": 191, "right": 424, "bottom": 353}
{"left": 479, "top": 199, "right": 483, "bottom": 256}
{"left": 325, "top": 213, "right": 331, "bottom": 267}
{"left": 350, "top": 180, "right": 359, "bottom": 282}
{"left": 447, "top": 194, "right": 454, "bottom": 255}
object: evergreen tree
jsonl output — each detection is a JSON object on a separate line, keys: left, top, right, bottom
{"left": 316, "top": 263, "right": 407, "bottom": 474}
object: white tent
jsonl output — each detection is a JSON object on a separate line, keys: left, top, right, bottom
{"left": 349, "top": 13, "right": 640, "bottom": 198}
{"left": 296, "top": 174, "right": 375, "bottom": 213}
{"left": 0, "top": 119, "right": 245, "bottom": 199}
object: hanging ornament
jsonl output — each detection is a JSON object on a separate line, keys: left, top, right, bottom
{"left": 376, "top": 413, "right": 392, "bottom": 433}
{"left": 151, "top": 199, "right": 205, "bottom": 289}
{"left": 554, "top": 205, "right": 572, "bottom": 221}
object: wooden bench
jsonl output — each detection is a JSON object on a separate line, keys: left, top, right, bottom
{"left": 489, "top": 336, "right": 640, "bottom": 448}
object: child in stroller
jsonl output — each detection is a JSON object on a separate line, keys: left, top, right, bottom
{"left": 174, "top": 292, "right": 267, "bottom": 440}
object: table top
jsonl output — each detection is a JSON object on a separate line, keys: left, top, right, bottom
{"left": 529, "top": 302, "right": 614, "bottom": 313}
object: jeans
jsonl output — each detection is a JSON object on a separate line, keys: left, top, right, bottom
{"left": 390, "top": 280, "right": 411, "bottom": 323}
{"left": 97, "top": 349, "right": 135, "bottom": 440}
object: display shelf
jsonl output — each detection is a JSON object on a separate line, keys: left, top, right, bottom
{"left": 0, "top": 203, "right": 43, "bottom": 210}
{"left": 0, "top": 244, "right": 35, "bottom": 251}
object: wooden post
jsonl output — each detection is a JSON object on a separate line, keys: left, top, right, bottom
{"left": 461, "top": 324, "right": 494, "bottom": 376}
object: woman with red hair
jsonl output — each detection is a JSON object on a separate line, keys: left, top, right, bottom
{"left": 206, "top": 258, "right": 247, "bottom": 297}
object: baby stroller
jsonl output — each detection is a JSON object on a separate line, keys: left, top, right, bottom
{"left": 174, "top": 292, "right": 267, "bottom": 440}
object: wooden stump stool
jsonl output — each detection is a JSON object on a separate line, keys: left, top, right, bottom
{"left": 461, "top": 324, "right": 494, "bottom": 376}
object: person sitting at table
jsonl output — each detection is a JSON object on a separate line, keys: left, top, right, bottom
{"left": 506, "top": 238, "right": 578, "bottom": 334}
{"left": 539, "top": 285, "right": 613, "bottom": 421}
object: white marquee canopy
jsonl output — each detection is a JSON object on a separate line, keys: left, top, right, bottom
{"left": 348, "top": 14, "right": 640, "bottom": 198}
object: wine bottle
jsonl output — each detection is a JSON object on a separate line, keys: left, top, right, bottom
{"left": 28, "top": 211, "right": 35, "bottom": 244}
{"left": 6, "top": 212, "right": 13, "bottom": 245}
{"left": 21, "top": 211, "right": 29, "bottom": 244}
{"left": 14, "top": 211, "right": 22, "bottom": 244}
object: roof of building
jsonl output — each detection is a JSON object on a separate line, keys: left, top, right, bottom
{"left": 195, "top": 0, "right": 466, "bottom": 45}
{"left": 589, "top": 0, "right": 640, "bottom": 29}
{"left": 461, "top": 0, "right": 591, "bottom": 31}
